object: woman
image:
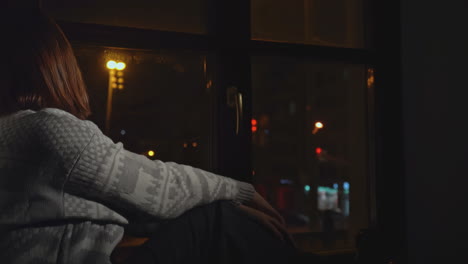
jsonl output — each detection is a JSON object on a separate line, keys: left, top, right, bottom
{"left": 0, "top": 8, "right": 297, "bottom": 264}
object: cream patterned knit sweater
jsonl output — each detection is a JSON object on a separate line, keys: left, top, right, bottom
{"left": 0, "top": 108, "right": 255, "bottom": 264}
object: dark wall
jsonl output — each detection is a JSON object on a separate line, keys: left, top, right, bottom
{"left": 401, "top": 0, "right": 468, "bottom": 262}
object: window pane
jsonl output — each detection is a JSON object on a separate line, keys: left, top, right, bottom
{"left": 251, "top": 0, "right": 365, "bottom": 48}
{"left": 74, "top": 46, "right": 214, "bottom": 170}
{"left": 44, "top": 0, "right": 208, "bottom": 34}
{"left": 252, "top": 56, "right": 369, "bottom": 252}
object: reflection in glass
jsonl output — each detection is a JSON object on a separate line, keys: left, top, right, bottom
{"left": 251, "top": 0, "right": 365, "bottom": 48}
{"left": 252, "top": 56, "right": 368, "bottom": 252}
{"left": 74, "top": 46, "right": 213, "bottom": 171}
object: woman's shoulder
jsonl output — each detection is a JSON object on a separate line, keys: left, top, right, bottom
{"left": 2, "top": 107, "right": 107, "bottom": 146}
{"left": 28, "top": 108, "right": 108, "bottom": 153}
{"left": 5, "top": 107, "right": 79, "bottom": 121}
{"left": 0, "top": 108, "right": 74, "bottom": 127}
{"left": 27, "top": 107, "right": 101, "bottom": 136}
{"left": 37, "top": 107, "right": 81, "bottom": 120}
{"left": 34, "top": 108, "right": 95, "bottom": 126}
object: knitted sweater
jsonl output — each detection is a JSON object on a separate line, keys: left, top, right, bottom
{"left": 0, "top": 108, "right": 255, "bottom": 264}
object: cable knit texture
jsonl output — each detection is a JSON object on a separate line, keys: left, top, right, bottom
{"left": 0, "top": 108, "right": 255, "bottom": 264}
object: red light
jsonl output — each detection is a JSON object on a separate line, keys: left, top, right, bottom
{"left": 251, "top": 119, "right": 257, "bottom": 126}
{"left": 252, "top": 126, "right": 258, "bottom": 132}
{"left": 315, "top": 147, "right": 322, "bottom": 154}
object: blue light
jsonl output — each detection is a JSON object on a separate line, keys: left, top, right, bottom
{"left": 333, "top": 183, "right": 338, "bottom": 189}
{"left": 280, "top": 179, "right": 293, "bottom": 185}
{"left": 343, "top": 182, "right": 350, "bottom": 190}
{"left": 304, "top": 185, "right": 311, "bottom": 192}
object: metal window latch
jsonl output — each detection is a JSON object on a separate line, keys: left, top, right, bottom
{"left": 227, "top": 86, "right": 243, "bottom": 135}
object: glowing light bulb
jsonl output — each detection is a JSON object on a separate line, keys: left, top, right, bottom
{"left": 315, "top": 122, "right": 324, "bottom": 129}
{"left": 343, "top": 182, "right": 350, "bottom": 190}
{"left": 116, "top": 62, "right": 126, "bottom": 70}
{"left": 107, "top": 60, "right": 117, "bottom": 69}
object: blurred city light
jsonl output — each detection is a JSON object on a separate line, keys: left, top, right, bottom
{"left": 315, "top": 147, "right": 323, "bottom": 154}
{"left": 312, "top": 121, "right": 324, "bottom": 134}
{"left": 251, "top": 118, "right": 258, "bottom": 133}
{"left": 343, "top": 182, "right": 350, "bottom": 190}
{"left": 105, "top": 60, "right": 126, "bottom": 134}
{"left": 106, "top": 60, "right": 117, "bottom": 69}
{"left": 280, "top": 179, "right": 293, "bottom": 185}
{"left": 116, "top": 62, "right": 126, "bottom": 70}
{"left": 192, "top": 142, "right": 198, "bottom": 148}
{"left": 367, "top": 68, "right": 375, "bottom": 88}
{"left": 148, "top": 150, "right": 155, "bottom": 157}
{"left": 304, "top": 185, "right": 311, "bottom": 192}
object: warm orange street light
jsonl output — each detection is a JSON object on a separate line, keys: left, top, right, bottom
{"left": 105, "top": 60, "right": 126, "bottom": 134}
{"left": 312, "top": 121, "right": 324, "bottom": 135}
{"left": 116, "top": 62, "right": 126, "bottom": 70}
{"left": 106, "top": 60, "right": 117, "bottom": 69}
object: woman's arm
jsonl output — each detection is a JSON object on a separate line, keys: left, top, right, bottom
{"left": 36, "top": 109, "right": 255, "bottom": 219}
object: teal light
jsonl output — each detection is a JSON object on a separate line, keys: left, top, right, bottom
{"left": 343, "top": 182, "right": 350, "bottom": 194}
{"left": 317, "top": 186, "right": 338, "bottom": 194}
{"left": 304, "top": 185, "right": 311, "bottom": 192}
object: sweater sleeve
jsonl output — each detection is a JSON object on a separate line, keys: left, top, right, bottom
{"left": 35, "top": 109, "right": 255, "bottom": 219}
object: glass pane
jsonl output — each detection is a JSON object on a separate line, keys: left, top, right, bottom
{"left": 74, "top": 46, "right": 214, "bottom": 170}
{"left": 44, "top": 0, "right": 208, "bottom": 34}
{"left": 252, "top": 56, "right": 369, "bottom": 252}
{"left": 251, "top": 0, "right": 365, "bottom": 48}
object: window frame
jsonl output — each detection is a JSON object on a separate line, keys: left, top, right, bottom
{"left": 52, "top": 0, "right": 405, "bottom": 261}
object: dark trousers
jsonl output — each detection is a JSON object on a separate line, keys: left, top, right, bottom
{"left": 124, "top": 201, "right": 298, "bottom": 264}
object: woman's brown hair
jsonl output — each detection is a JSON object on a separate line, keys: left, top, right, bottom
{"left": 0, "top": 8, "right": 91, "bottom": 120}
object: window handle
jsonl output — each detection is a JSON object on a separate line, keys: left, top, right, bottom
{"left": 227, "top": 86, "right": 243, "bottom": 135}
{"left": 235, "top": 91, "right": 243, "bottom": 135}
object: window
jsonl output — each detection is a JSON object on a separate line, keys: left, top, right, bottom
{"left": 74, "top": 46, "right": 215, "bottom": 170}
{"left": 251, "top": 0, "right": 364, "bottom": 48}
{"left": 45, "top": 0, "right": 375, "bottom": 256}
{"left": 252, "top": 57, "right": 370, "bottom": 251}
{"left": 44, "top": 0, "right": 209, "bottom": 34}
